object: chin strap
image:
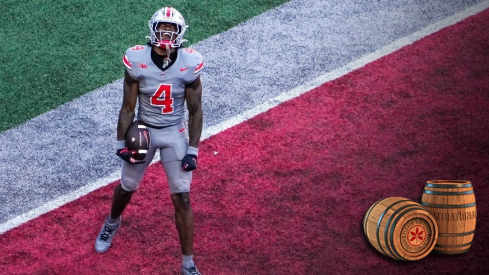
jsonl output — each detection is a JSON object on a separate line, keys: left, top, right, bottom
{"left": 146, "top": 36, "right": 174, "bottom": 69}
{"left": 162, "top": 53, "right": 171, "bottom": 69}
{"left": 159, "top": 41, "right": 173, "bottom": 69}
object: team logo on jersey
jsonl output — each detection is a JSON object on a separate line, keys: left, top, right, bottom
{"left": 184, "top": 48, "right": 195, "bottom": 54}
{"left": 123, "top": 55, "right": 132, "bottom": 70}
{"left": 138, "top": 64, "right": 148, "bottom": 69}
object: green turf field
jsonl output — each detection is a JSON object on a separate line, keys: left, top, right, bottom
{"left": 0, "top": 0, "right": 290, "bottom": 133}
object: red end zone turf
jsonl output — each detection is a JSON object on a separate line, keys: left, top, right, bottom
{"left": 1, "top": 8, "right": 489, "bottom": 275}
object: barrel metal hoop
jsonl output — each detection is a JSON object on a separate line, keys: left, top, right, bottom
{"left": 433, "top": 248, "right": 470, "bottom": 254}
{"left": 435, "top": 242, "right": 472, "bottom": 248}
{"left": 423, "top": 190, "right": 474, "bottom": 195}
{"left": 364, "top": 198, "right": 384, "bottom": 236}
{"left": 438, "top": 230, "right": 475, "bottom": 237}
{"left": 421, "top": 202, "right": 476, "bottom": 208}
{"left": 376, "top": 199, "right": 410, "bottom": 258}
{"left": 389, "top": 206, "right": 430, "bottom": 260}
{"left": 425, "top": 183, "right": 472, "bottom": 188}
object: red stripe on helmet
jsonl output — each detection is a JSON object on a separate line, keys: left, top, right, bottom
{"left": 166, "top": 7, "right": 172, "bottom": 18}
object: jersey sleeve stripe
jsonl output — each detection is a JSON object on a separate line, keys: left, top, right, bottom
{"left": 123, "top": 55, "right": 132, "bottom": 70}
{"left": 194, "top": 62, "right": 204, "bottom": 74}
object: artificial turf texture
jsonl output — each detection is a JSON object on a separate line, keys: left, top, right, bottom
{"left": 0, "top": 0, "right": 290, "bottom": 132}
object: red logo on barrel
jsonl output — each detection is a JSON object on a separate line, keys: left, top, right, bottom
{"left": 407, "top": 225, "right": 426, "bottom": 247}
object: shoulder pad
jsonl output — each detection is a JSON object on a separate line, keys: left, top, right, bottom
{"left": 180, "top": 48, "right": 204, "bottom": 74}
{"left": 123, "top": 45, "right": 149, "bottom": 70}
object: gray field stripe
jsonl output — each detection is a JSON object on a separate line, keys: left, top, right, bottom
{"left": 203, "top": 0, "right": 489, "bottom": 139}
{"left": 1, "top": 0, "right": 488, "bottom": 235}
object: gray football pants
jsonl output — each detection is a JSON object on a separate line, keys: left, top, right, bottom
{"left": 120, "top": 123, "right": 192, "bottom": 194}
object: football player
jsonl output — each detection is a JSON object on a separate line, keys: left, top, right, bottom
{"left": 94, "top": 7, "right": 203, "bottom": 275}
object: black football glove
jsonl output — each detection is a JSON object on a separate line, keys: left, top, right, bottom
{"left": 116, "top": 148, "right": 146, "bottom": 165}
{"left": 181, "top": 154, "right": 197, "bottom": 171}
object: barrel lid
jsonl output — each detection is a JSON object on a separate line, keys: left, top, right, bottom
{"left": 426, "top": 180, "right": 472, "bottom": 188}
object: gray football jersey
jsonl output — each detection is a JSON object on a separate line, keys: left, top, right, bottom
{"left": 123, "top": 45, "right": 204, "bottom": 128}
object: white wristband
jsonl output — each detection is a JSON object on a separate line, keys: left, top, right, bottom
{"left": 187, "top": 146, "right": 198, "bottom": 156}
{"left": 116, "top": 140, "right": 126, "bottom": 149}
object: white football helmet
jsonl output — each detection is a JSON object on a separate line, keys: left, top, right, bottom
{"left": 148, "top": 7, "right": 188, "bottom": 48}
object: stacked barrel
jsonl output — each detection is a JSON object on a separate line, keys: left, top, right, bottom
{"left": 363, "top": 180, "right": 477, "bottom": 261}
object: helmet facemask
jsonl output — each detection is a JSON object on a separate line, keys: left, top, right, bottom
{"left": 147, "top": 7, "right": 188, "bottom": 49}
{"left": 150, "top": 23, "right": 181, "bottom": 50}
{"left": 147, "top": 7, "right": 188, "bottom": 68}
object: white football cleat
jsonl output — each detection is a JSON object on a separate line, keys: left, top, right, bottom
{"left": 181, "top": 264, "right": 201, "bottom": 275}
{"left": 94, "top": 217, "right": 121, "bottom": 253}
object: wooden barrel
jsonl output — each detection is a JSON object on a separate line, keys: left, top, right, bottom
{"left": 363, "top": 197, "right": 438, "bottom": 261}
{"left": 420, "top": 180, "right": 477, "bottom": 255}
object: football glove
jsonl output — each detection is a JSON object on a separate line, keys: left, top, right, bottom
{"left": 116, "top": 148, "right": 146, "bottom": 165}
{"left": 181, "top": 154, "right": 197, "bottom": 171}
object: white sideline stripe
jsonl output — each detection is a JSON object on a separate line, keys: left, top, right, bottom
{"left": 1, "top": 0, "right": 488, "bottom": 235}
{"left": 202, "top": 1, "right": 489, "bottom": 141}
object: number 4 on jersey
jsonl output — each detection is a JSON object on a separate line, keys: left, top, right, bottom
{"left": 151, "top": 84, "right": 174, "bottom": 114}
